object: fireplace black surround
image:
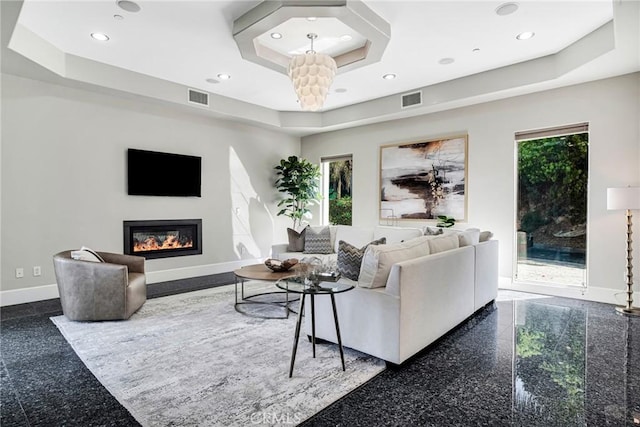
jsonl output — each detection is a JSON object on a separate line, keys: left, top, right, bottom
{"left": 123, "top": 219, "right": 202, "bottom": 259}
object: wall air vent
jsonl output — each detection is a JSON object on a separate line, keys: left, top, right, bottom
{"left": 188, "top": 89, "right": 209, "bottom": 107}
{"left": 401, "top": 91, "right": 422, "bottom": 109}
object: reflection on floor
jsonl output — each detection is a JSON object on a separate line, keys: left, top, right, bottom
{"left": 303, "top": 290, "right": 640, "bottom": 426}
{"left": 2, "top": 284, "right": 639, "bottom": 426}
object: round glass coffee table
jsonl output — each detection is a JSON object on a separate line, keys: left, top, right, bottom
{"left": 276, "top": 279, "right": 354, "bottom": 377}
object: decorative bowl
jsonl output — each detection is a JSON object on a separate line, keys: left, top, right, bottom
{"left": 264, "top": 258, "right": 299, "bottom": 272}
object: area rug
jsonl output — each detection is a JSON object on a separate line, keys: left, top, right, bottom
{"left": 51, "top": 284, "right": 385, "bottom": 426}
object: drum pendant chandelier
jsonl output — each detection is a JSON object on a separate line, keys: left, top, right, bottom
{"left": 287, "top": 33, "right": 337, "bottom": 111}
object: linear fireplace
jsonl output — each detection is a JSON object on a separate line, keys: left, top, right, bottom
{"left": 123, "top": 219, "right": 202, "bottom": 259}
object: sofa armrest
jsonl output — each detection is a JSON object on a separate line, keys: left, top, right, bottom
{"left": 98, "top": 252, "right": 145, "bottom": 274}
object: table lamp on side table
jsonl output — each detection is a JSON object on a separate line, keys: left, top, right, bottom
{"left": 607, "top": 186, "right": 640, "bottom": 316}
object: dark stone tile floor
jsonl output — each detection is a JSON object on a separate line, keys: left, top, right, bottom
{"left": 2, "top": 278, "right": 639, "bottom": 426}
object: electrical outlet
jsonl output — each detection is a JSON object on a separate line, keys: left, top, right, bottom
{"left": 33, "top": 266, "right": 42, "bottom": 277}
{"left": 16, "top": 268, "right": 24, "bottom": 278}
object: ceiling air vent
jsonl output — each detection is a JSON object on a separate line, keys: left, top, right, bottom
{"left": 188, "top": 89, "right": 209, "bottom": 107}
{"left": 401, "top": 91, "right": 422, "bottom": 109}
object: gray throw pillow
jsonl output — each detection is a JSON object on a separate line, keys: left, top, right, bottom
{"left": 287, "top": 227, "right": 306, "bottom": 252}
{"left": 337, "top": 237, "right": 386, "bottom": 281}
{"left": 303, "top": 226, "right": 333, "bottom": 254}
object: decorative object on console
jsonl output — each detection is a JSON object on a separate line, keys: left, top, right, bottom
{"left": 337, "top": 238, "right": 386, "bottom": 281}
{"left": 607, "top": 186, "right": 640, "bottom": 316}
{"left": 264, "top": 258, "right": 299, "bottom": 272}
{"left": 275, "top": 156, "right": 321, "bottom": 247}
{"left": 380, "top": 135, "right": 468, "bottom": 221}
{"left": 288, "top": 33, "right": 337, "bottom": 112}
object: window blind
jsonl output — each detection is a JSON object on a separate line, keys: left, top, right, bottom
{"left": 515, "top": 122, "right": 589, "bottom": 141}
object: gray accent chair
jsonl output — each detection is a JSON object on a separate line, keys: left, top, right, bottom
{"left": 53, "top": 250, "right": 147, "bottom": 321}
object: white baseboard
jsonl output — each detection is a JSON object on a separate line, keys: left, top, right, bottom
{"left": 498, "top": 276, "right": 637, "bottom": 306}
{"left": 0, "top": 284, "right": 60, "bottom": 307}
{"left": 0, "top": 259, "right": 262, "bottom": 307}
{"left": 145, "top": 259, "right": 260, "bottom": 284}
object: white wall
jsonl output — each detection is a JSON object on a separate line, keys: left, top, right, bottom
{"left": 1, "top": 73, "right": 299, "bottom": 304}
{"left": 302, "top": 73, "right": 640, "bottom": 304}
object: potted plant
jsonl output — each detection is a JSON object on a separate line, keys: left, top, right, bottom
{"left": 436, "top": 215, "right": 456, "bottom": 228}
{"left": 274, "top": 156, "right": 321, "bottom": 232}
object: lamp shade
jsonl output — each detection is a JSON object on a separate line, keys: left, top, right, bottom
{"left": 607, "top": 187, "right": 640, "bottom": 210}
{"left": 288, "top": 52, "right": 337, "bottom": 112}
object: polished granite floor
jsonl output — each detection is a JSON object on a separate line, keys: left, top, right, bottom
{"left": 2, "top": 277, "right": 639, "bottom": 426}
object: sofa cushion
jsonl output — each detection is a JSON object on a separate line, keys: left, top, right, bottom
{"left": 304, "top": 226, "right": 333, "bottom": 254}
{"left": 334, "top": 225, "right": 374, "bottom": 253}
{"left": 337, "top": 238, "right": 386, "bottom": 281}
{"left": 286, "top": 227, "right": 306, "bottom": 252}
{"left": 358, "top": 236, "right": 431, "bottom": 289}
{"left": 373, "top": 226, "right": 423, "bottom": 244}
{"left": 428, "top": 234, "right": 460, "bottom": 253}
{"left": 458, "top": 228, "right": 480, "bottom": 247}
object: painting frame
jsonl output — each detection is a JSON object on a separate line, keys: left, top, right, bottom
{"left": 379, "top": 135, "right": 468, "bottom": 222}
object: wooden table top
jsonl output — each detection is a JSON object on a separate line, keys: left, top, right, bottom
{"left": 233, "top": 263, "right": 302, "bottom": 281}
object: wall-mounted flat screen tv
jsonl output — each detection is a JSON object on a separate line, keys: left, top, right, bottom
{"left": 127, "top": 149, "right": 201, "bottom": 197}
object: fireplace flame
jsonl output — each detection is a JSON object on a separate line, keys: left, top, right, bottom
{"left": 133, "top": 234, "right": 193, "bottom": 252}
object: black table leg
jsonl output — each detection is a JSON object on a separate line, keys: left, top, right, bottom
{"left": 289, "top": 294, "right": 306, "bottom": 378}
{"left": 311, "top": 293, "right": 316, "bottom": 358}
{"left": 330, "top": 293, "right": 346, "bottom": 371}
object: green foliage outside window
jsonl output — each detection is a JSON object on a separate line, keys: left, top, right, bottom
{"left": 518, "top": 134, "right": 588, "bottom": 232}
{"left": 329, "top": 197, "right": 352, "bottom": 225}
{"left": 328, "top": 160, "right": 352, "bottom": 225}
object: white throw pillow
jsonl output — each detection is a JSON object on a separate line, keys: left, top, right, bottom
{"left": 458, "top": 228, "right": 480, "bottom": 247}
{"left": 71, "top": 246, "right": 104, "bottom": 262}
{"left": 358, "top": 236, "right": 430, "bottom": 289}
{"left": 428, "top": 234, "right": 460, "bottom": 254}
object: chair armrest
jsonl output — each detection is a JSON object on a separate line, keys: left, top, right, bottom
{"left": 98, "top": 252, "right": 145, "bottom": 274}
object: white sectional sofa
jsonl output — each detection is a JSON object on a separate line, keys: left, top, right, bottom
{"left": 272, "top": 225, "right": 499, "bottom": 365}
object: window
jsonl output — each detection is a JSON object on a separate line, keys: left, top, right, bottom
{"left": 515, "top": 123, "right": 588, "bottom": 287}
{"left": 321, "top": 156, "right": 352, "bottom": 225}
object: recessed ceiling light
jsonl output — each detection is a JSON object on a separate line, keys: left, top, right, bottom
{"left": 206, "top": 78, "right": 220, "bottom": 84}
{"left": 495, "top": 2, "right": 519, "bottom": 16}
{"left": 117, "top": 0, "right": 140, "bottom": 12}
{"left": 334, "top": 88, "right": 348, "bottom": 93}
{"left": 217, "top": 73, "right": 231, "bottom": 80}
{"left": 340, "top": 34, "right": 353, "bottom": 42}
{"left": 438, "top": 57, "right": 455, "bottom": 65}
{"left": 382, "top": 73, "right": 396, "bottom": 80}
{"left": 113, "top": 14, "right": 123, "bottom": 20}
{"left": 307, "top": 17, "right": 317, "bottom": 21}
{"left": 516, "top": 31, "right": 535, "bottom": 40}
{"left": 91, "top": 33, "right": 110, "bottom": 41}
{"left": 270, "top": 32, "right": 282, "bottom": 39}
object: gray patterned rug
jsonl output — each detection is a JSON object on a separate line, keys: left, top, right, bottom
{"left": 51, "top": 284, "right": 385, "bottom": 426}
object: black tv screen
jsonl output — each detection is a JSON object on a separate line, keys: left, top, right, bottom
{"left": 127, "top": 149, "right": 201, "bottom": 197}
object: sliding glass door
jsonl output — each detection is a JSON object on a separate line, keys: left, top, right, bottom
{"left": 515, "top": 125, "right": 588, "bottom": 286}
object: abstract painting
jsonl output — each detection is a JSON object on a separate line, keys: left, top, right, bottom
{"left": 380, "top": 135, "right": 467, "bottom": 221}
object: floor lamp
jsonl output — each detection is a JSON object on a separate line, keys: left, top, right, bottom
{"left": 607, "top": 187, "right": 640, "bottom": 316}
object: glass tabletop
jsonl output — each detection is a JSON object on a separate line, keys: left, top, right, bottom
{"left": 276, "top": 278, "right": 354, "bottom": 295}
